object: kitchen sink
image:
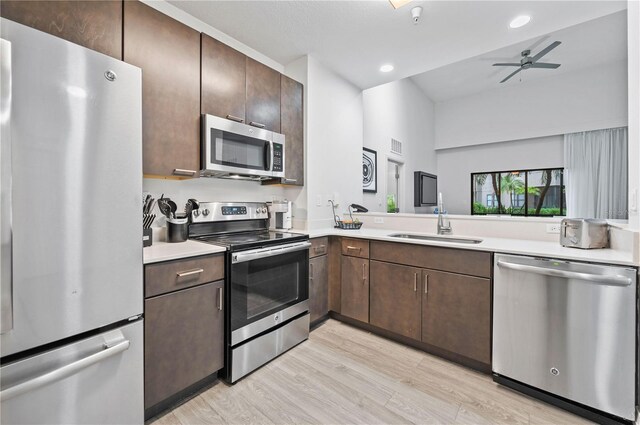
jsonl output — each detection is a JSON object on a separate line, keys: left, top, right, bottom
{"left": 388, "top": 233, "right": 483, "bottom": 244}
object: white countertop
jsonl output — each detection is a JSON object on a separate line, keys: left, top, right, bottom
{"left": 143, "top": 240, "right": 226, "bottom": 264}
{"left": 303, "top": 228, "right": 636, "bottom": 267}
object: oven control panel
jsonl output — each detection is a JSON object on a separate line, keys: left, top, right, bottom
{"left": 222, "top": 206, "right": 247, "bottom": 216}
{"left": 191, "top": 202, "right": 269, "bottom": 223}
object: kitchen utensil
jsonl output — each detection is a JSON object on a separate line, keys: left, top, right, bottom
{"left": 167, "top": 200, "right": 177, "bottom": 219}
{"left": 143, "top": 194, "right": 151, "bottom": 213}
{"left": 157, "top": 199, "right": 171, "bottom": 219}
{"left": 185, "top": 198, "right": 199, "bottom": 218}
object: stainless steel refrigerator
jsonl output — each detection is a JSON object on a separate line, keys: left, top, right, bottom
{"left": 0, "top": 19, "right": 144, "bottom": 424}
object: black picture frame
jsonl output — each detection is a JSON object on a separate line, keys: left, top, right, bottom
{"left": 362, "top": 147, "right": 377, "bottom": 193}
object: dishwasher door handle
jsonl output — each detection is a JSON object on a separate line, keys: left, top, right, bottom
{"left": 496, "top": 260, "right": 633, "bottom": 287}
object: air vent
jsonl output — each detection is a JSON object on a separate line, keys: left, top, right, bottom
{"left": 391, "top": 138, "right": 402, "bottom": 155}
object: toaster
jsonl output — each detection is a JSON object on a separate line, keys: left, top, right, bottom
{"left": 560, "top": 218, "right": 609, "bottom": 249}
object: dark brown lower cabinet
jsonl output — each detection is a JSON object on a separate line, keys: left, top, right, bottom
{"left": 144, "top": 280, "right": 224, "bottom": 410}
{"left": 422, "top": 269, "right": 491, "bottom": 365}
{"left": 309, "top": 254, "right": 328, "bottom": 324}
{"left": 340, "top": 256, "right": 369, "bottom": 323}
{"left": 369, "top": 261, "right": 421, "bottom": 340}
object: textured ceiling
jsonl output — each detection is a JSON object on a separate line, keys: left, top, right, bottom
{"left": 168, "top": 0, "right": 627, "bottom": 90}
{"left": 411, "top": 10, "right": 628, "bottom": 102}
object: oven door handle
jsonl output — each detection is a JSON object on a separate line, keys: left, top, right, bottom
{"left": 232, "top": 241, "right": 311, "bottom": 264}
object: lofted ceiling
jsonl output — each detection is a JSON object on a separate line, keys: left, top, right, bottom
{"left": 168, "top": 0, "right": 627, "bottom": 90}
{"left": 411, "top": 10, "right": 628, "bottom": 102}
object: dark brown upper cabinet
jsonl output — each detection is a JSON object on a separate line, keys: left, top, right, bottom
{"left": 1, "top": 0, "right": 123, "bottom": 59}
{"left": 201, "top": 33, "right": 246, "bottom": 124}
{"left": 264, "top": 74, "right": 304, "bottom": 186}
{"left": 246, "top": 57, "right": 281, "bottom": 133}
{"left": 123, "top": 0, "right": 200, "bottom": 178}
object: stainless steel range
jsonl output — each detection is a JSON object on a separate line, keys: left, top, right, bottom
{"left": 189, "top": 202, "right": 310, "bottom": 383}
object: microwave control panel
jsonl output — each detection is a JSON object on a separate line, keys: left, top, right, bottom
{"left": 273, "top": 143, "right": 283, "bottom": 172}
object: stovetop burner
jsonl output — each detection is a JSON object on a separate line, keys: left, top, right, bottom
{"left": 188, "top": 201, "right": 308, "bottom": 251}
{"left": 193, "top": 230, "right": 308, "bottom": 251}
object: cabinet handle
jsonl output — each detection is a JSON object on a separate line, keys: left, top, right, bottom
{"left": 173, "top": 169, "right": 197, "bottom": 177}
{"left": 226, "top": 114, "right": 244, "bottom": 123}
{"left": 218, "top": 287, "right": 223, "bottom": 311}
{"left": 249, "top": 121, "right": 266, "bottom": 128}
{"left": 176, "top": 268, "right": 204, "bottom": 278}
{"left": 347, "top": 246, "right": 361, "bottom": 251}
{"left": 362, "top": 263, "right": 366, "bottom": 284}
{"left": 414, "top": 273, "right": 418, "bottom": 292}
{"left": 283, "top": 178, "right": 298, "bottom": 184}
{"left": 424, "top": 274, "right": 429, "bottom": 294}
{"left": 309, "top": 263, "right": 314, "bottom": 280}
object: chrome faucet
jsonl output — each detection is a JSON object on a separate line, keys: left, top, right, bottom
{"left": 437, "top": 192, "right": 452, "bottom": 235}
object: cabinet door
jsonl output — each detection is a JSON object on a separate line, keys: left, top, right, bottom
{"left": 309, "top": 255, "right": 328, "bottom": 324}
{"left": 124, "top": 0, "right": 200, "bottom": 178}
{"left": 201, "top": 34, "right": 246, "bottom": 123}
{"left": 279, "top": 75, "right": 303, "bottom": 185}
{"left": 144, "top": 280, "right": 224, "bottom": 409}
{"left": 370, "top": 261, "right": 421, "bottom": 340}
{"left": 245, "top": 57, "right": 280, "bottom": 132}
{"left": 422, "top": 269, "right": 491, "bottom": 365}
{"left": 1, "top": 0, "right": 122, "bottom": 59}
{"left": 340, "top": 256, "right": 369, "bottom": 323}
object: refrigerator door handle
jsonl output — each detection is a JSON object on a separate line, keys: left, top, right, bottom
{"left": 0, "top": 37, "right": 13, "bottom": 335}
{"left": 0, "top": 337, "right": 130, "bottom": 401}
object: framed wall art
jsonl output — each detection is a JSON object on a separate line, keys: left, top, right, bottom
{"left": 363, "top": 147, "right": 377, "bottom": 193}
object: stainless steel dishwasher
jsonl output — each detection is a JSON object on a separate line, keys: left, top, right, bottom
{"left": 493, "top": 254, "right": 637, "bottom": 424}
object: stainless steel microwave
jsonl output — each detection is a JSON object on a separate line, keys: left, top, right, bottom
{"left": 201, "top": 114, "right": 285, "bottom": 180}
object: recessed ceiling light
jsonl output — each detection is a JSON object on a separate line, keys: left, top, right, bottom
{"left": 389, "top": 0, "right": 413, "bottom": 9}
{"left": 380, "top": 64, "right": 394, "bottom": 73}
{"left": 509, "top": 15, "right": 531, "bottom": 29}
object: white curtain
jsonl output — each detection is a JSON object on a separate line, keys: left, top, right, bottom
{"left": 564, "top": 127, "right": 628, "bottom": 219}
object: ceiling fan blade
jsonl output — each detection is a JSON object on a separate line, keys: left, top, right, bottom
{"left": 500, "top": 68, "right": 522, "bottom": 83}
{"left": 492, "top": 63, "right": 521, "bottom": 67}
{"left": 532, "top": 41, "right": 561, "bottom": 62}
{"left": 529, "top": 63, "right": 561, "bottom": 69}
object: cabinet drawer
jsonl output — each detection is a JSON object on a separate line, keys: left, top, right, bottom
{"left": 341, "top": 238, "right": 369, "bottom": 258}
{"left": 370, "top": 241, "right": 491, "bottom": 278}
{"left": 145, "top": 254, "right": 224, "bottom": 298}
{"left": 309, "top": 237, "right": 329, "bottom": 258}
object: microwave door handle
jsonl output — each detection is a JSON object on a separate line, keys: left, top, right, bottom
{"left": 265, "top": 141, "right": 273, "bottom": 172}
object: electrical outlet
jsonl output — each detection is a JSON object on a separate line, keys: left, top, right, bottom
{"left": 374, "top": 217, "right": 384, "bottom": 224}
{"left": 316, "top": 195, "right": 322, "bottom": 207}
{"left": 546, "top": 224, "right": 561, "bottom": 234}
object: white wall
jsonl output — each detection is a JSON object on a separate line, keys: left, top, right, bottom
{"left": 436, "top": 135, "right": 564, "bottom": 214}
{"left": 305, "top": 56, "right": 364, "bottom": 229}
{"left": 434, "top": 60, "right": 628, "bottom": 149}
{"left": 362, "top": 79, "right": 436, "bottom": 214}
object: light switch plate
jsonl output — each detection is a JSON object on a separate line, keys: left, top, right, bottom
{"left": 374, "top": 217, "right": 384, "bottom": 224}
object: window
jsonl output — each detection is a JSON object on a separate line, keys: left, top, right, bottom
{"left": 471, "top": 168, "right": 565, "bottom": 216}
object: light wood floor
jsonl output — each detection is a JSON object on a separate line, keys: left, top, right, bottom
{"left": 152, "top": 319, "right": 592, "bottom": 425}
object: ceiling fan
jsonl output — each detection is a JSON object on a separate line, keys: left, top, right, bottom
{"left": 493, "top": 41, "right": 562, "bottom": 83}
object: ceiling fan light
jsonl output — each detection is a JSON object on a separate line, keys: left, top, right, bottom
{"left": 509, "top": 15, "right": 531, "bottom": 29}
